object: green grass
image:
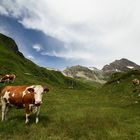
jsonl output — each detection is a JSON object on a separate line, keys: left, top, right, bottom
{"left": 1, "top": 84, "right": 140, "bottom": 140}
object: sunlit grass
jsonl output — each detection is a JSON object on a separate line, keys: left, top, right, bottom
{"left": 1, "top": 85, "right": 140, "bottom": 140}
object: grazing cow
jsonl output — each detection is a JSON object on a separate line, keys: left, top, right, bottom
{"left": 132, "top": 79, "right": 140, "bottom": 86}
{"left": 0, "top": 85, "right": 49, "bottom": 124}
{"left": 0, "top": 74, "right": 16, "bottom": 84}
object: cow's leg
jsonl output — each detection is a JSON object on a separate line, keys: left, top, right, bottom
{"left": 7, "top": 79, "right": 10, "bottom": 84}
{"left": 35, "top": 106, "right": 40, "bottom": 124}
{"left": 25, "top": 104, "right": 31, "bottom": 124}
{"left": 25, "top": 114, "right": 30, "bottom": 124}
{"left": 1, "top": 99, "right": 6, "bottom": 122}
{"left": 4, "top": 105, "right": 9, "bottom": 121}
{"left": 11, "top": 78, "right": 15, "bottom": 83}
{"left": 1, "top": 105, "right": 6, "bottom": 121}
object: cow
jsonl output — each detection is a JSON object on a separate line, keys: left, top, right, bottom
{"left": 0, "top": 74, "right": 16, "bottom": 84}
{"left": 0, "top": 85, "right": 49, "bottom": 124}
{"left": 132, "top": 78, "right": 140, "bottom": 86}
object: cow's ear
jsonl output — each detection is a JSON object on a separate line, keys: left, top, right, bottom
{"left": 27, "top": 88, "right": 34, "bottom": 93}
{"left": 44, "top": 87, "right": 49, "bottom": 93}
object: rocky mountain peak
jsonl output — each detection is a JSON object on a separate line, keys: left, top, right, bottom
{"left": 63, "top": 65, "right": 106, "bottom": 83}
{"left": 102, "top": 58, "right": 140, "bottom": 72}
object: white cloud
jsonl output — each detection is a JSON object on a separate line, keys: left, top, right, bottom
{"left": 27, "top": 55, "right": 34, "bottom": 60}
{"left": 1, "top": 0, "right": 140, "bottom": 68}
{"left": 33, "top": 44, "right": 43, "bottom": 52}
{"left": 0, "top": 5, "right": 9, "bottom": 15}
{"left": 41, "top": 49, "right": 93, "bottom": 60}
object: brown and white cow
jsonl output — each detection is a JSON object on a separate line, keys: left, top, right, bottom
{"left": 0, "top": 85, "right": 49, "bottom": 124}
{"left": 0, "top": 74, "right": 16, "bottom": 84}
{"left": 132, "top": 78, "right": 140, "bottom": 86}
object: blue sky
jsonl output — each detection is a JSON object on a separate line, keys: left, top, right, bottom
{"left": 0, "top": 16, "right": 74, "bottom": 69}
{"left": 0, "top": 0, "right": 140, "bottom": 70}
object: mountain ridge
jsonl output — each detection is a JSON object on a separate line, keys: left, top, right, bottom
{"left": 0, "top": 33, "right": 25, "bottom": 58}
{"left": 102, "top": 58, "right": 140, "bottom": 72}
{"left": 63, "top": 58, "right": 140, "bottom": 83}
{"left": 63, "top": 65, "right": 106, "bottom": 83}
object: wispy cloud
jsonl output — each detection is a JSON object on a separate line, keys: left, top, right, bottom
{"left": 27, "top": 55, "right": 34, "bottom": 60}
{"left": 0, "top": 5, "right": 9, "bottom": 16}
{"left": 32, "top": 44, "right": 43, "bottom": 52}
{"left": 41, "top": 49, "right": 93, "bottom": 60}
{"left": 0, "top": 0, "right": 140, "bottom": 68}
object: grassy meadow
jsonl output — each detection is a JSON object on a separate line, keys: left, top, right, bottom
{"left": 1, "top": 80, "right": 140, "bottom": 140}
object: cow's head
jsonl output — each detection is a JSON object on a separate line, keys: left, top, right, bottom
{"left": 27, "top": 85, "right": 49, "bottom": 106}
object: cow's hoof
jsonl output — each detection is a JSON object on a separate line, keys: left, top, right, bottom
{"left": 25, "top": 121, "right": 29, "bottom": 124}
{"left": 35, "top": 118, "right": 39, "bottom": 124}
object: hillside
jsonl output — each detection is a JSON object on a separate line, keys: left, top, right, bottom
{"left": 0, "top": 33, "right": 89, "bottom": 89}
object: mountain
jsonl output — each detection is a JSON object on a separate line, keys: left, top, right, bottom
{"left": 63, "top": 65, "right": 106, "bottom": 83}
{"left": 102, "top": 58, "right": 140, "bottom": 72}
{"left": 0, "top": 33, "right": 88, "bottom": 89}
{"left": 63, "top": 59, "right": 140, "bottom": 83}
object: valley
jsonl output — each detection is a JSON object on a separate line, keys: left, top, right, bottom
{"left": 0, "top": 33, "right": 140, "bottom": 140}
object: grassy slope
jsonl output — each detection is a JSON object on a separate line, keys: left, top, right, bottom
{"left": 0, "top": 33, "right": 90, "bottom": 89}
{"left": 1, "top": 34, "right": 140, "bottom": 139}
{"left": 98, "top": 70, "right": 140, "bottom": 139}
